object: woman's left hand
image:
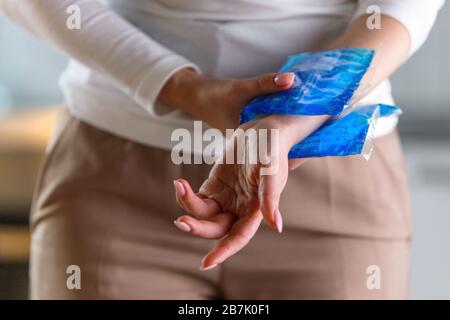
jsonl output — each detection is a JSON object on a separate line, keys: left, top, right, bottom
{"left": 172, "top": 114, "right": 326, "bottom": 270}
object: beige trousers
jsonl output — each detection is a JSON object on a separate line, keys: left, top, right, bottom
{"left": 29, "top": 106, "right": 412, "bottom": 299}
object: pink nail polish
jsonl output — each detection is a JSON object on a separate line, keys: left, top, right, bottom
{"left": 274, "top": 73, "right": 295, "bottom": 86}
{"left": 174, "top": 220, "right": 191, "bottom": 233}
{"left": 274, "top": 209, "right": 283, "bottom": 233}
{"left": 173, "top": 180, "right": 185, "bottom": 197}
{"left": 200, "top": 263, "right": 218, "bottom": 271}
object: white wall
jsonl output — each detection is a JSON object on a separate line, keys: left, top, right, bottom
{"left": 0, "top": 16, "right": 67, "bottom": 112}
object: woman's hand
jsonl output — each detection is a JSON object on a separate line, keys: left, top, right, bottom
{"left": 159, "top": 68, "right": 296, "bottom": 132}
{"left": 169, "top": 13, "right": 413, "bottom": 270}
{"left": 172, "top": 114, "right": 328, "bottom": 270}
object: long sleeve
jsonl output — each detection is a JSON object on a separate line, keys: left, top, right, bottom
{"left": 0, "top": 0, "right": 200, "bottom": 116}
{"left": 353, "top": 0, "right": 445, "bottom": 55}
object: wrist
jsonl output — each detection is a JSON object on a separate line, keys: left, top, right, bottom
{"left": 159, "top": 67, "right": 201, "bottom": 110}
{"left": 260, "top": 114, "right": 330, "bottom": 149}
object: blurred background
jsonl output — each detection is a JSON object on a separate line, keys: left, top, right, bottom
{"left": 0, "top": 4, "right": 449, "bottom": 299}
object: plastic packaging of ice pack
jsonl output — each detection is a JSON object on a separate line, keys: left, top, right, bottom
{"left": 240, "top": 48, "right": 374, "bottom": 123}
{"left": 288, "top": 104, "right": 402, "bottom": 160}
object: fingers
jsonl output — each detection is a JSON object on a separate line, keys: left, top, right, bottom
{"left": 288, "top": 158, "right": 308, "bottom": 170}
{"left": 174, "top": 212, "right": 236, "bottom": 239}
{"left": 241, "top": 72, "right": 295, "bottom": 99}
{"left": 258, "top": 171, "right": 287, "bottom": 233}
{"left": 173, "top": 179, "right": 220, "bottom": 219}
{"left": 200, "top": 212, "right": 263, "bottom": 270}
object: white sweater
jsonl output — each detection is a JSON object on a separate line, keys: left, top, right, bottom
{"left": 1, "top": 0, "right": 444, "bottom": 152}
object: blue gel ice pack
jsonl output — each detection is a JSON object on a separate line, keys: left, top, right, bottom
{"left": 288, "top": 104, "right": 402, "bottom": 159}
{"left": 240, "top": 48, "right": 374, "bottom": 123}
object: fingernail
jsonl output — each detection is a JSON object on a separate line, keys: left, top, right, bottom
{"left": 274, "top": 73, "right": 295, "bottom": 87}
{"left": 200, "top": 263, "right": 218, "bottom": 271}
{"left": 274, "top": 209, "right": 283, "bottom": 233}
{"left": 200, "top": 256, "right": 219, "bottom": 271}
{"left": 174, "top": 220, "right": 191, "bottom": 233}
{"left": 173, "top": 180, "right": 185, "bottom": 197}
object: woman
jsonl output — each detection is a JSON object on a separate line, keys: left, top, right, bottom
{"left": 1, "top": 0, "right": 443, "bottom": 299}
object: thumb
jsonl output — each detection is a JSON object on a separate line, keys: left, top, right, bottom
{"left": 242, "top": 72, "right": 295, "bottom": 99}
{"left": 258, "top": 169, "right": 288, "bottom": 233}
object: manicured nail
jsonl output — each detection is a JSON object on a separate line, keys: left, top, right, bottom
{"left": 274, "top": 209, "right": 283, "bottom": 233}
{"left": 174, "top": 220, "right": 191, "bottom": 233}
{"left": 173, "top": 180, "right": 185, "bottom": 197}
{"left": 200, "top": 263, "right": 218, "bottom": 271}
{"left": 200, "top": 256, "right": 218, "bottom": 271}
{"left": 274, "top": 73, "right": 295, "bottom": 87}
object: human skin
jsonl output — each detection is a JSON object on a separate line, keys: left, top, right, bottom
{"left": 160, "top": 14, "right": 411, "bottom": 270}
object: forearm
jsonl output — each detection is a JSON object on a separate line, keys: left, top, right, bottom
{"left": 328, "top": 14, "right": 410, "bottom": 101}
{"left": 1, "top": 0, "right": 198, "bottom": 113}
{"left": 278, "top": 14, "right": 412, "bottom": 147}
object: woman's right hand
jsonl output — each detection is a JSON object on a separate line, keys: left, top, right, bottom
{"left": 159, "top": 68, "right": 296, "bottom": 132}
